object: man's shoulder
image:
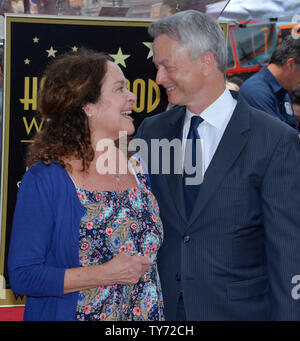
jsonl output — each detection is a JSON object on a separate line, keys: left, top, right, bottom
{"left": 248, "top": 101, "right": 297, "bottom": 139}
{"left": 141, "top": 105, "right": 185, "bottom": 126}
{"left": 240, "top": 70, "right": 271, "bottom": 93}
{"left": 239, "top": 73, "right": 275, "bottom": 109}
{"left": 236, "top": 93, "right": 294, "bottom": 134}
{"left": 135, "top": 106, "right": 185, "bottom": 140}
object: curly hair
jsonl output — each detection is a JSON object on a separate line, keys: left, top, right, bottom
{"left": 26, "top": 48, "right": 111, "bottom": 171}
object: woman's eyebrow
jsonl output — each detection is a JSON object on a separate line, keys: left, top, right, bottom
{"left": 113, "top": 80, "right": 126, "bottom": 86}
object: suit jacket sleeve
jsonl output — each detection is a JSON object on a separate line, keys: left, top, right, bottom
{"left": 261, "top": 129, "right": 300, "bottom": 320}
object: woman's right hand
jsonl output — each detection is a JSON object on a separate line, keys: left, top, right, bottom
{"left": 64, "top": 252, "right": 151, "bottom": 294}
{"left": 101, "top": 252, "right": 151, "bottom": 285}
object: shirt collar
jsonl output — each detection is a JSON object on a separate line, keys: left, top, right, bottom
{"left": 186, "top": 88, "right": 235, "bottom": 130}
{"left": 261, "top": 65, "right": 284, "bottom": 94}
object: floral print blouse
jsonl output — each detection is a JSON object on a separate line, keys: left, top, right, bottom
{"left": 75, "top": 166, "right": 164, "bottom": 321}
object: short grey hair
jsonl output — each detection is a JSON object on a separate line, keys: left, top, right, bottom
{"left": 148, "top": 10, "right": 227, "bottom": 74}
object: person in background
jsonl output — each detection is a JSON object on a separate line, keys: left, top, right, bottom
{"left": 226, "top": 80, "right": 240, "bottom": 91}
{"left": 240, "top": 35, "right": 300, "bottom": 131}
{"left": 290, "top": 87, "right": 300, "bottom": 129}
{"left": 8, "top": 49, "right": 164, "bottom": 321}
{"left": 228, "top": 76, "right": 244, "bottom": 89}
{"left": 135, "top": 10, "right": 300, "bottom": 321}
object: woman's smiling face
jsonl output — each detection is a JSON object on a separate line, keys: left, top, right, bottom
{"left": 85, "top": 61, "right": 137, "bottom": 142}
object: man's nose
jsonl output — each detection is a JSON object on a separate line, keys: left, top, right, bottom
{"left": 155, "top": 66, "right": 167, "bottom": 85}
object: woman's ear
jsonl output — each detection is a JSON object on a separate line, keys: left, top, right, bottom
{"left": 82, "top": 103, "right": 94, "bottom": 118}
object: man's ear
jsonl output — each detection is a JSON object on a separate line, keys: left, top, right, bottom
{"left": 199, "top": 51, "right": 215, "bottom": 75}
{"left": 286, "top": 57, "right": 297, "bottom": 72}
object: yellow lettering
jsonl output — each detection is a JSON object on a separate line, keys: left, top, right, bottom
{"left": 133, "top": 79, "right": 145, "bottom": 113}
{"left": 23, "top": 116, "right": 45, "bottom": 135}
{"left": 127, "top": 78, "right": 161, "bottom": 114}
{"left": 20, "top": 77, "right": 38, "bottom": 110}
{"left": 147, "top": 79, "right": 160, "bottom": 113}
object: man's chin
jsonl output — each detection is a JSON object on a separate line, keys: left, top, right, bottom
{"left": 167, "top": 96, "right": 180, "bottom": 107}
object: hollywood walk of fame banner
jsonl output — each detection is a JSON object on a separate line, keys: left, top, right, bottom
{"left": 0, "top": 14, "right": 228, "bottom": 306}
{"left": 0, "top": 14, "right": 170, "bottom": 306}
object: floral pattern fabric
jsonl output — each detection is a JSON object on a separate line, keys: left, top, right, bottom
{"left": 75, "top": 168, "right": 164, "bottom": 321}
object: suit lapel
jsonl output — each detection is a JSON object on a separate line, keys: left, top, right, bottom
{"left": 162, "top": 106, "right": 188, "bottom": 223}
{"left": 187, "top": 96, "right": 251, "bottom": 228}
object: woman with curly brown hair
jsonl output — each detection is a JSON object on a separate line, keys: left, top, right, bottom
{"left": 8, "top": 49, "right": 164, "bottom": 321}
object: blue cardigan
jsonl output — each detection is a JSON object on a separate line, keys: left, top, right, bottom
{"left": 8, "top": 162, "right": 86, "bottom": 321}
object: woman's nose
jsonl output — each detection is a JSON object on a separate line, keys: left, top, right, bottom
{"left": 128, "top": 89, "right": 137, "bottom": 103}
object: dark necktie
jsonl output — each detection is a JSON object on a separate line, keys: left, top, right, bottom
{"left": 183, "top": 115, "right": 204, "bottom": 218}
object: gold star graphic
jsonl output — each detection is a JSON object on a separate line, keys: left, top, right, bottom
{"left": 24, "top": 58, "right": 30, "bottom": 65}
{"left": 46, "top": 46, "right": 58, "bottom": 58}
{"left": 33, "top": 36, "right": 39, "bottom": 43}
{"left": 71, "top": 46, "right": 78, "bottom": 52}
{"left": 110, "top": 48, "right": 130, "bottom": 68}
{"left": 143, "top": 42, "right": 153, "bottom": 59}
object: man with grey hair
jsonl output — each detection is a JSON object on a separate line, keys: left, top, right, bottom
{"left": 240, "top": 35, "right": 300, "bottom": 131}
{"left": 135, "top": 10, "right": 300, "bottom": 320}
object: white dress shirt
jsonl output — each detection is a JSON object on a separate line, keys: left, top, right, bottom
{"left": 182, "top": 88, "right": 237, "bottom": 173}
